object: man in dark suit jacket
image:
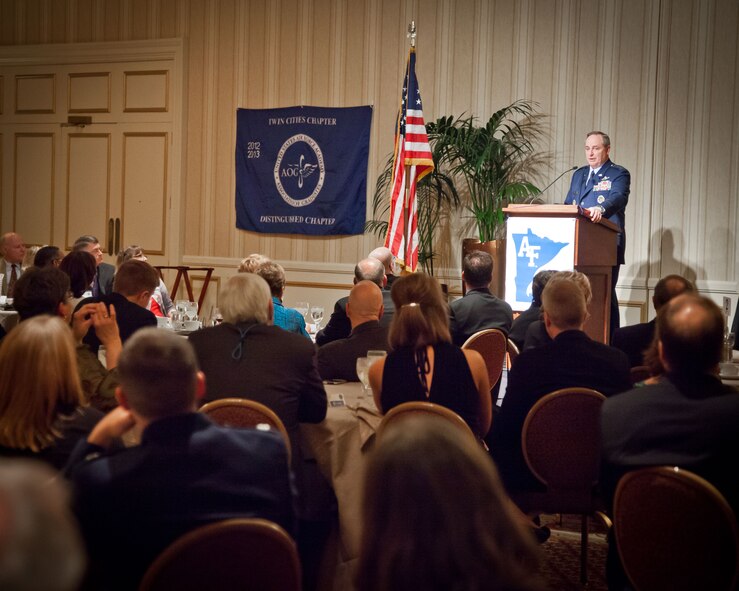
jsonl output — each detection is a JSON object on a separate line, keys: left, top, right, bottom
{"left": 316, "top": 257, "right": 395, "bottom": 346}
{"left": 611, "top": 274, "right": 694, "bottom": 367}
{"left": 450, "top": 250, "right": 513, "bottom": 346}
{"left": 73, "top": 235, "right": 115, "bottom": 295}
{"left": 188, "top": 273, "right": 326, "bottom": 509}
{"left": 82, "top": 259, "right": 158, "bottom": 354}
{"left": 601, "top": 293, "right": 739, "bottom": 589}
{"left": 318, "top": 281, "right": 389, "bottom": 381}
{"left": 66, "top": 328, "right": 294, "bottom": 591}
{"left": 565, "top": 131, "right": 630, "bottom": 337}
{"left": 490, "top": 276, "right": 631, "bottom": 494}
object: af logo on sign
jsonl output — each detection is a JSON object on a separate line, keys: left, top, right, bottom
{"left": 505, "top": 217, "right": 574, "bottom": 310}
{"left": 273, "top": 134, "right": 326, "bottom": 207}
{"left": 236, "top": 105, "right": 372, "bottom": 236}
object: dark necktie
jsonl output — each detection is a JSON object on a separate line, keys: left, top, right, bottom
{"left": 7, "top": 264, "right": 18, "bottom": 298}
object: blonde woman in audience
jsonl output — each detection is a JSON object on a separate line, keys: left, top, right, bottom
{"left": 117, "top": 244, "right": 174, "bottom": 316}
{"left": 357, "top": 416, "right": 546, "bottom": 591}
{"left": 0, "top": 316, "right": 110, "bottom": 470}
{"left": 368, "top": 273, "right": 491, "bottom": 438}
{"left": 238, "top": 252, "right": 271, "bottom": 273}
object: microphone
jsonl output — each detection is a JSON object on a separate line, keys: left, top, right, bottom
{"left": 538, "top": 166, "right": 577, "bottom": 197}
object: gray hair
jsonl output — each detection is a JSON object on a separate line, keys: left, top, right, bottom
{"left": 220, "top": 273, "right": 272, "bottom": 325}
{"left": 0, "top": 460, "right": 86, "bottom": 591}
{"left": 586, "top": 130, "right": 610, "bottom": 148}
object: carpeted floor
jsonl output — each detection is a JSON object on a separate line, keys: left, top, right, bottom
{"left": 538, "top": 514, "right": 609, "bottom": 591}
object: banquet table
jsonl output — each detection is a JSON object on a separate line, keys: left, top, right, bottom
{"left": 300, "top": 382, "right": 382, "bottom": 591}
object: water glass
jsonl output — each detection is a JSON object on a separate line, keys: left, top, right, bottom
{"left": 295, "top": 301, "right": 310, "bottom": 320}
{"left": 723, "top": 332, "right": 735, "bottom": 363}
{"left": 356, "top": 356, "right": 372, "bottom": 397}
{"left": 210, "top": 307, "right": 223, "bottom": 326}
{"left": 310, "top": 305, "right": 325, "bottom": 329}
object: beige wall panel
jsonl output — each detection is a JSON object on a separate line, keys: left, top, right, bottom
{"left": 123, "top": 70, "right": 168, "bottom": 111}
{"left": 130, "top": 0, "right": 150, "bottom": 41}
{"left": 160, "top": 0, "right": 179, "bottom": 38}
{"left": 65, "top": 134, "right": 110, "bottom": 250}
{"left": 276, "top": 0, "right": 300, "bottom": 107}
{"left": 69, "top": 72, "right": 111, "bottom": 112}
{"left": 121, "top": 133, "right": 167, "bottom": 254}
{"left": 50, "top": 1, "right": 68, "bottom": 43}
{"left": 0, "top": 75, "right": 3, "bottom": 114}
{"left": 212, "top": 0, "right": 237, "bottom": 258}
{"left": 245, "top": 1, "right": 268, "bottom": 106}
{"left": 103, "top": 0, "right": 123, "bottom": 41}
{"left": 74, "top": 0, "right": 95, "bottom": 43}
{"left": 14, "top": 134, "right": 53, "bottom": 244}
{"left": 15, "top": 74, "right": 55, "bottom": 113}
{"left": 310, "top": 0, "right": 332, "bottom": 107}
{"left": 489, "top": 1, "right": 516, "bottom": 112}
{"left": 24, "top": 0, "right": 43, "bottom": 45}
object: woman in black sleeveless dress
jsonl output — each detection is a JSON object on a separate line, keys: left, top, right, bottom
{"left": 369, "top": 273, "right": 491, "bottom": 438}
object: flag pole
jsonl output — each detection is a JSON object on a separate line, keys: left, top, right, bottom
{"left": 402, "top": 21, "right": 416, "bottom": 272}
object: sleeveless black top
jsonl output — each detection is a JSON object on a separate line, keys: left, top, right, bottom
{"left": 380, "top": 342, "right": 481, "bottom": 435}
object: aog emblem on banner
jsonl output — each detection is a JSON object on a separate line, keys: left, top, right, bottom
{"left": 236, "top": 105, "right": 372, "bottom": 235}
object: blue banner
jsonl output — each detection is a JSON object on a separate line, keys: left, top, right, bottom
{"left": 235, "top": 105, "right": 372, "bottom": 235}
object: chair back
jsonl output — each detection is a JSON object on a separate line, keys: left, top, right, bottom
{"left": 200, "top": 398, "right": 291, "bottom": 463}
{"left": 139, "top": 518, "right": 301, "bottom": 591}
{"left": 522, "top": 388, "right": 606, "bottom": 502}
{"left": 506, "top": 338, "right": 520, "bottom": 369}
{"left": 462, "top": 328, "right": 507, "bottom": 392}
{"left": 377, "top": 401, "right": 476, "bottom": 443}
{"left": 614, "top": 467, "right": 739, "bottom": 591}
{"left": 629, "top": 365, "right": 651, "bottom": 385}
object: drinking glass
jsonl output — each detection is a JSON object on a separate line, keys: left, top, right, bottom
{"left": 356, "top": 356, "right": 372, "bottom": 397}
{"left": 723, "top": 332, "right": 736, "bottom": 363}
{"left": 210, "top": 307, "right": 223, "bottom": 326}
{"left": 185, "top": 301, "right": 199, "bottom": 321}
{"left": 310, "top": 305, "right": 325, "bottom": 329}
{"left": 295, "top": 301, "right": 310, "bottom": 320}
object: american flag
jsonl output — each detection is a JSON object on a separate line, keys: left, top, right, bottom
{"left": 384, "top": 46, "right": 434, "bottom": 273}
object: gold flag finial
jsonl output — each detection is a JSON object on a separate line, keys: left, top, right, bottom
{"left": 407, "top": 21, "right": 416, "bottom": 48}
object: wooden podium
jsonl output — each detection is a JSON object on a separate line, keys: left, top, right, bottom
{"left": 503, "top": 204, "right": 619, "bottom": 344}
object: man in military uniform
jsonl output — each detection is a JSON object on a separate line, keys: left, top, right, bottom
{"left": 565, "top": 131, "right": 630, "bottom": 338}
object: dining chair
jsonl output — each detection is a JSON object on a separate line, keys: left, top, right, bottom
{"left": 138, "top": 518, "right": 301, "bottom": 591}
{"left": 613, "top": 466, "right": 739, "bottom": 591}
{"left": 506, "top": 337, "right": 520, "bottom": 370}
{"left": 462, "top": 328, "right": 507, "bottom": 404}
{"left": 515, "top": 387, "right": 607, "bottom": 584}
{"left": 154, "top": 265, "right": 214, "bottom": 312}
{"left": 376, "top": 401, "right": 477, "bottom": 443}
{"left": 200, "top": 398, "right": 291, "bottom": 463}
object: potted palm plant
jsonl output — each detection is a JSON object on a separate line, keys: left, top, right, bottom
{"left": 430, "top": 100, "right": 546, "bottom": 295}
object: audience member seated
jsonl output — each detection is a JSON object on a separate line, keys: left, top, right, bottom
{"left": 611, "top": 274, "right": 694, "bottom": 367}
{"left": 66, "top": 328, "right": 295, "bottom": 591}
{"left": 188, "top": 274, "right": 326, "bottom": 499}
{"left": 33, "top": 245, "right": 63, "bottom": 268}
{"left": 256, "top": 261, "right": 310, "bottom": 338}
{"left": 0, "top": 232, "right": 27, "bottom": 297}
{"left": 601, "top": 293, "right": 739, "bottom": 589}
{"left": 522, "top": 270, "right": 593, "bottom": 350}
{"left": 317, "top": 280, "right": 389, "bottom": 381}
{"left": 0, "top": 316, "right": 115, "bottom": 470}
{"left": 316, "top": 257, "right": 395, "bottom": 346}
{"left": 22, "top": 245, "right": 40, "bottom": 269}
{"left": 368, "top": 246, "right": 398, "bottom": 288}
{"left": 450, "top": 250, "right": 513, "bottom": 346}
{"left": 0, "top": 459, "right": 86, "bottom": 591}
{"left": 82, "top": 259, "right": 158, "bottom": 354}
{"left": 490, "top": 274, "right": 630, "bottom": 494}
{"left": 59, "top": 250, "right": 96, "bottom": 310}
{"left": 12, "top": 267, "right": 123, "bottom": 411}
{"left": 72, "top": 235, "right": 115, "bottom": 296}
{"left": 368, "top": 273, "right": 491, "bottom": 438}
{"left": 238, "top": 252, "right": 271, "bottom": 273}
{"left": 509, "top": 270, "right": 555, "bottom": 351}
{"left": 117, "top": 245, "right": 174, "bottom": 317}
{"left": 357, "top": 415, "right": 546, "bottom": 591}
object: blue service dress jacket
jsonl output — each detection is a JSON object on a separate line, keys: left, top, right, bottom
{"left": 564, "top": 159, "right": 630, "bottom": 264}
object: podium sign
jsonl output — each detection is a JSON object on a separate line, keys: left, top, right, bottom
{"left": 503, "top": 204, "right": 618, "bottom": 343}
{"left": 505, "top": 216, "right": 576, "bottom": 310}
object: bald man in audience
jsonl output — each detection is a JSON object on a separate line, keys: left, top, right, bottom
{"left": 490, "top": 275, "right": 631, "bottom": 495}
{"left": 611, "top": 274, "right": 695, "bottom": 367}
{"left": 316, "top": 257, "right": 395, "bottom": 346}
{"left": 600, "top": 293, "right": 739, "bottom": 589}
{"left": 0, "top": 232, "right": 27, "bottom": 297}
{"left": 368, "top": 246, "right": 398, "bottom": 288}
{"left": 317, "top": 280, "right": 389, "bottom": 382}
{"left": 66, "top": 329, "right": 294, "bottom": 591}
